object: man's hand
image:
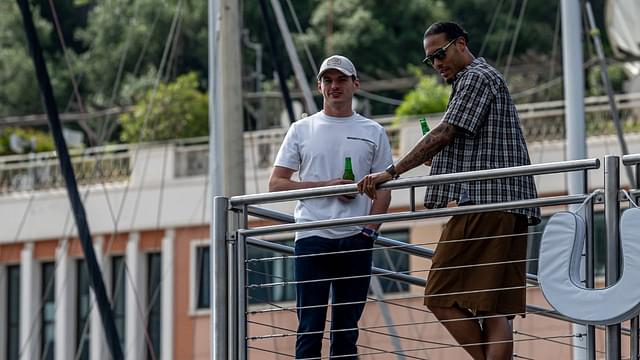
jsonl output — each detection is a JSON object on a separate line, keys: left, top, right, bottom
{"left": 357, "top": 171, "right": 393, "bottom": 200}
{"left": 325, "top": 178, "right": 357, "bottom": 201}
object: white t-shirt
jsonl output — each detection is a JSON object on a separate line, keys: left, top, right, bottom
{"left": 274, "top": 111, "right": 393, "bottom": 240}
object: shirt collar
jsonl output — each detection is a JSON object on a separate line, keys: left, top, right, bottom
{"left": 452, "top": 57, "right": 486, "bottom": 84}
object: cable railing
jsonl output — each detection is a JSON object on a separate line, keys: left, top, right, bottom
{"left": 213, "top": 155, "right": 640, "bottom": 360}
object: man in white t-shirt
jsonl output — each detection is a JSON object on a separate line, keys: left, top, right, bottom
{"left": 269, "top": 55, "right": 393, "bottom": 359}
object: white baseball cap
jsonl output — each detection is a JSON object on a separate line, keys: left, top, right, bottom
{"left": 317, "top": 55, "right": 357, "bottom": 80}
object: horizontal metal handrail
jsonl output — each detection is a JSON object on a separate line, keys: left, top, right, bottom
{"left": 239, "top": 194, "right": 587, "bottom": 237}
{"left": 230, "top": 158, "right": 599, "bottom": 206}
{"left": 623, "top": 154, "right": 640, "bottom": 166}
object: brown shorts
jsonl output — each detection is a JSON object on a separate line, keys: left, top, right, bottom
{"left": 424, "top": 211, "right": 528, "bottom": 316}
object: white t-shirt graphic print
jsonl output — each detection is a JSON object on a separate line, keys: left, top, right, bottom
{"left": 274, "top": 111, "right": 393, "bottom": 240}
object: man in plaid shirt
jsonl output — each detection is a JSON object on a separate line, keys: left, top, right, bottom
{"left": 358, "top": 22, "right": 540, "bottom": 359}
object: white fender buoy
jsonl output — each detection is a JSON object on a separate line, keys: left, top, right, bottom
{"left": 538, "top": 207, "right": 640, "bottom": 325}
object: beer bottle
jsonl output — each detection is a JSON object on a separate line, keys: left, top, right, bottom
{"left": 342, "top": 157, "right": 355, "bottom": 181}
{"left": 342, "top": 157, "right": 355, "bottom": 199}
{"left": 420, "top": 117, "right": 430, "bottom": 135}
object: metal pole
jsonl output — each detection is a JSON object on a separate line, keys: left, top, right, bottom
{"left": 561, "top": 1, "right": 588, "bottom": 357}
{"left": 605, "top": 155, "right": 621, "bottom": 359}
{"left": 237, "top": 206, "right": 248, "bottom": 360}
{"left": 219, "top": 0, "right": 245, "bottom": 196}
{"left": 208, "top": 0, "right": 222, "bottom": 197}
{"left": 212, "top": 197, "right": 229, "bottom": 360}
{"left": 631, "top": 164, "right": 640, "bottom": 360}
{"left": 227, "top": 235, "right": 238, "bottom": 360}
{"left": 584, "top": 184, "right": 596, "bottom": 360}
{"left": 257, "top": 0, "right": 296, "bottom": 124}
{"left": 269, "top": 0, "right": 319, "bottom": 114}
{"left": 585, "top": 2, "right": 634, "bottom": 185}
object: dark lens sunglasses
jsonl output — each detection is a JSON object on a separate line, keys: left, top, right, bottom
{"left": 422, "top": 37, "right": 460, "bottom": 67}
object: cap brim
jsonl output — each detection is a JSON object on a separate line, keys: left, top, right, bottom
{"left": 317, "top": 67, "right": 354, "bottom": 80}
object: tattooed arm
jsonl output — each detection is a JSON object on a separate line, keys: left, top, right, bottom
{"left": 395, "top": 122, "right": 458, "bottom": 174}
{"left": 357, "top": 122, "right": 458, "bottom": 199}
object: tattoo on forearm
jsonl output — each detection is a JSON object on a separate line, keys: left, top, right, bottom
{"left": 395, "top": 124, "right": 456, "bottom": 173}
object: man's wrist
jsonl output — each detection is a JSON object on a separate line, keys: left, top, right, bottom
{"left": 385, "top": 164, "right": 399, "bottom": 180}
{"left": 361, "top": 227, "right": 379, "bottom": 240}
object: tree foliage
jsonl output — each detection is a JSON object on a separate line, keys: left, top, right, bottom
{"left": 0, "top": 2, "right": 71, "bottom": 116}
{"left": 296, "top": 0, "right": 448, "bottom": 79}
{"left": 119, "top": 72, "right": 208, "bottom": 142}
{"left": 395, "top": 66, "right": 451, "bottom": 119}
{"left": 0, "top": 0, "right": 616, "bottom": 143}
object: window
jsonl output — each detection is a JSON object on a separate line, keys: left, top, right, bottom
{"left": 247, "top": 240, "right": 296, "bottom": 305}
{"left": 195, "top": 246, "right": 210, "bottom": 309}
{"left": 76, "top": 260, "right": 91, "bottom": 360}
{"left": 527, "top": 212, "right": 607, "bottom": 276}
{"left": 41, "top": 262, "right": 55, "bottom": 360}
{"left": 111, "top": 256, "right": 126, "bottom": 350}
{"left": 146, "top": 253, "right": 162, "bottom": 360}
{"left": 373, "top": 230, "right": 410, "bottom": 293}
{"left": 7, "top": 265, "right": 20, "bottom": 360}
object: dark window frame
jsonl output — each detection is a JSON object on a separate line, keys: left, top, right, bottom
{"left": 7, "top": 265, "right": 20, "bottom": 360}
{"left": 146, "top": 253, "right": 162, "bottom": 360}
{"left": 41, "top": 262, "right": 56, "bottom": 360}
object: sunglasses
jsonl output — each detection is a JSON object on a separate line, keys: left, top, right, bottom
{"left": 422, "top": 37, "right": 460, "bottom": 67}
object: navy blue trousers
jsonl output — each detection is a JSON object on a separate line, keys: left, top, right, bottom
{"left": 294, "top": 234, "right": 373, "bottom": 359}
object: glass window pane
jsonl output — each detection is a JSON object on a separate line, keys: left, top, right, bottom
{"left": 373, "top": 230, "right": 410, "bottom": 293}
{"left": 196, "top": 247, "right": 210, "bottom": 309}
{"left": 147, "top": 253, "right": 162, "bottom": 360}
{"left": 41, "top": 262, "right": 55, "bottom": 360}
{"left": 7, "top": 265, "right": 20, "bottom": 360}
{"left": 111, "top": 255, "right": 126, "bottom": 350}
{"left": 76, "top": 260, "right": 90, "bottom": 360}
{"left": 247, "top": 240, "right": 295, "bottom": 305}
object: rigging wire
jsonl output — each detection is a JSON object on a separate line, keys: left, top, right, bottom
{"left": 503, "top": 0, "right": 529, "bottom": 81}
{"left": 17, "top": 1, "right": 188, "bottom": 356}
{"left": 495, "top": 0, "right": 518, "bottom": 68}
{"left": 545, "top": 1, "right": 562, "bottom": 102}
{"left": 46, "top": 0, "right": 97, "bottom": 145}
{"left": 285, "top": 0, "right": 318, "bottom": 74}
{"left": 479, "top": 0, "right": 506, "bottom": 58}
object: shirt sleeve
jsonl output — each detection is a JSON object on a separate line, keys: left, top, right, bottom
{"left": 273, "top": 123, "right": 301, "bottom": 171}
{"left": 443, "top": 71, "right": 494, "bottom": 136}
{"left": 371, "top": 126, "right": 393, "bottom": 173}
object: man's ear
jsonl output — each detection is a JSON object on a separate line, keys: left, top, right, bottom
{"left": 353, "top": 78, "right": 360, "bottom": 90}
{"left": 317, "top": 80, "right": 322, "bottom": 92}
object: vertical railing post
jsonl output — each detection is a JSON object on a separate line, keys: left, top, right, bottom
{"left": 631, "top": 163, "right": 640, "bottom": 360}
{"left": 227, "top": 207, "right": 239, "bottom": 360}
{"left": 604, "top": 156, "right": 621, "bottom": 359}
{"left": 212, "top": 196, "right": 229, "bottom": 360}
{"left": 584, "top": 177, "right": 596, "bottom": 360}
{"left": 237, "top": 206, "right": 249, "bottom": 360}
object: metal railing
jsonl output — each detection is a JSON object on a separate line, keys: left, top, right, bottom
{"left": 212, "top": 155, "right": 640, "bottom": 359}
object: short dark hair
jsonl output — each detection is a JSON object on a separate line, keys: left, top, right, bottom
{"left": 424, "top": 22, "right": 469, "bottom": 44}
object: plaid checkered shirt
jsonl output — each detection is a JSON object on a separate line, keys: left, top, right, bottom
{"left": 424, "top": 58, "right": 541, "bottom": 224}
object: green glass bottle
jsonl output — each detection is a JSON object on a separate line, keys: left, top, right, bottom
{"left": 342, "top": 157, "right": 355, "bottom": 199}
{"left": 420, "top": 117, "right": 430, "bottom": 135}
{"left": 342, "top": 157, "right": 355, "bottom": 181}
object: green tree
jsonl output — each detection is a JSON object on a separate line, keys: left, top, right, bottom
{"left": 395, "top": 66, "right": 451, "bottom": 120}
{"left": 297, "top": 0, "right": 448, "bottom": 79}
{"left": 0, "top": 2, "right": 71, "bottom": 117}
{"left": 119, "top": 72, "right": 208, "bottom": 142}
{"left": 75, "top": 0, "right": 207, "bottom": 109}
